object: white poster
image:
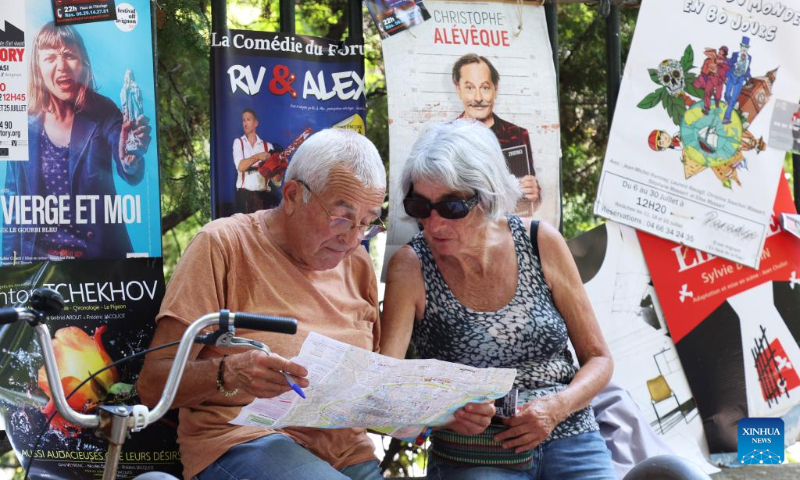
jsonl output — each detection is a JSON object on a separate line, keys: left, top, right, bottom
{"left": 568, "top": 222, "right": 718, "bottom": 473}
{"left": 594, "top": 0, "right": 800, "bottom": 268}
{"left": 572, "top": 221, "right": 800, "bottom": 462}
{"left": 383, "top": 0, "right": 560, "bottom": 258}
{"left": 0, "top": 1, "right": 28, "bottom": 161}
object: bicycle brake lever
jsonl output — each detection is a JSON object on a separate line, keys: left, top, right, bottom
{"left": 216, "top": 333, "right": 272, "bottom": 356}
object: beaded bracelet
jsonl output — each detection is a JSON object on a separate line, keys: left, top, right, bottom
{"left": 216, "top": 354, "right": 239, "bottom": 397}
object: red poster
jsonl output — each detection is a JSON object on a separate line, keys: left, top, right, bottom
{"left": 638, "top": 177, "right": 800, "bottom": 344}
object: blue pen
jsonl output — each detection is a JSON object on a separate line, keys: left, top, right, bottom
{"left": 281, "top": 371, "right": 306, "bottom": 399}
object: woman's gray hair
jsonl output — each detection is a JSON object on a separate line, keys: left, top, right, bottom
{"left": 400, "top": 120, "right": 520, "bottom": 219}
{"left": 284, "top": 129, "right": 386, "bottom": 201}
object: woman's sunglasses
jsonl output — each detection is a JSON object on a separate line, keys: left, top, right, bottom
{"left": 402, "top": 193, "right": 480, "bottom": 220}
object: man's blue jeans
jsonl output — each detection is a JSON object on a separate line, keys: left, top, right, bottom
{"left": 426, "top": 430, "right": 617, "bottom": 480}
{"left": 194, "top": 434, "right": 383, "bottom": 480}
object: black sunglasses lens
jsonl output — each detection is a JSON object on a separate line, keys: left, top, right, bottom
{"left": 403, "top": 198, "right": 432, "bottom": 218}
{"left": 435, "top": 201, "right": 470, "bottom": 220}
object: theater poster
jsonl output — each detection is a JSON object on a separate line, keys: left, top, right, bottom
{"left": 51, "top": 0, "right": 118, "bottom": 26}
{"left": 567, "top": 222, "right": 717, "bottom": 475}
{"left": 638, "top": 177, "right": 800, "bottom": 453}
{"left": 0, "top": 0, "right": 162, "bottom": 266}
{"left": 365, "top": 0, "right": 430, "bottom": 38}
{"left": 211, "top": 30, "right": 366, "bottom": 219}
{"left": 594, "top": 0, "right": 800, "bottom": 269}
{"left": 769, "top": 98, "right": 800, "bottom": 154}
{"left": 382, "top": 0, "right": 561, "bottom": 264}
{"left": 0, "top": 259, "right": 182, "bottom": 479}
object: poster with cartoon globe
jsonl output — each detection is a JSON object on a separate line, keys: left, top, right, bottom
{"left": 594, "top": 0, "right": 800, "bottom": 269}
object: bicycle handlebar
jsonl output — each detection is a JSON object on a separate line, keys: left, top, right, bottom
{"left": 233, "top": 312, "right": 297, "bottom": 334}
{"left": 13, "top": 288, "right": 298, "bottom": 432}
{"left": 12, "top": 288, "right": 298, "bottom": 480}
{"left": 147, "top": 312, "right": 295, "bottom": 422}
{"left": 0, "top": 288, "right": 66, "bottom": 324}
{"left": 0, "top": 307, "right": 25, "bottom": 325}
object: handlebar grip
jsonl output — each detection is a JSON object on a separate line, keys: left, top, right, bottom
{"left": 233, "top": 313, "right": 297, "bottom": 335}
{"left": 30, "top": 288, "right": 65, "bottom": 316}
{"left": 0, "top": 307, "right": 20, "bottom": 325}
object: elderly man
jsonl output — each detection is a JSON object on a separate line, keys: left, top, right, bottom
{"left": 452, "top": 53, "right": 541, "bottom": 211}
{"left": 138, "top": 129, "right": 492, "bottom": 480}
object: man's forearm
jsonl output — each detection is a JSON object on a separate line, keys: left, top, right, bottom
{"left": 237, "top": 154, "right": 262, "bottom": 172}
{"left": 138, "top": 356, "right": 250, "bottom": 408}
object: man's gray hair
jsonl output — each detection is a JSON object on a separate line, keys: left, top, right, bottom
{"left": 400, "top": 120, "right": 520, "bottom": 219}
{"left": 285, "top": 129, "right": 386, "bottom": 201}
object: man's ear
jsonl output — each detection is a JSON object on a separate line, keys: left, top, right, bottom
{"left": 282, "top": 180, "right": 302, "bottom": 215}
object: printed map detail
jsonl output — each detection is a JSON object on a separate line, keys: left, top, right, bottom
{"left": 231, "top": 332, "right": 516, "bottom": 432}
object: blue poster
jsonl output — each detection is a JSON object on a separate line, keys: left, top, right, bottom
{"left": 0, "top": 0, "right": 161, "bottom": 266}
{"left": 211, "top": 30, "right": 366, "bottom": 218}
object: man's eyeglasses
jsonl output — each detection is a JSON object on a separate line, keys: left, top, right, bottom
{"left": 402, "top": 191, "right": 480, "bottom": 220}
{"left": 297, "top": 180, "right": 386, "bottom": 240}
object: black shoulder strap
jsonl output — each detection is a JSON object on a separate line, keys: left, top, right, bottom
{"left": 529, "top": 220, "right": 540, "bottom": 259}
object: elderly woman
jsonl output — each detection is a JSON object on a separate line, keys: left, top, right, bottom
{"left": 381, "top": 120, "right": 616, "bottom": 479}
{"left": 2, "top": 22, "right": 151, "bottom": 265}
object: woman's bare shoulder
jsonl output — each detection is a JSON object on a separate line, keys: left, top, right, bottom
{"left": 518, "top": 217, "right": 564, "bottom": 246}
{"left": 387, "top": 245, "right": 422, "bottom": 278}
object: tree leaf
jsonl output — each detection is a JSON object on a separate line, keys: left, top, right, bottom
{"left": 680, "top": 44, "right": 694, "bottom": 72}
{"left": 107, "top": 383, "right": 135, "bottom": 396}
{"left": 637, "top": 89, "right": 665, "bottom": 109}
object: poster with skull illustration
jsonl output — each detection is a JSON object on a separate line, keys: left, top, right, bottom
{"left": 594, "top": 0, "right": 800, "bottom": 269}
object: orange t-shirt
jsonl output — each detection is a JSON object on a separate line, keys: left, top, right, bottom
{"left": 157, "top": 212, "right": 380, "bottom": 479}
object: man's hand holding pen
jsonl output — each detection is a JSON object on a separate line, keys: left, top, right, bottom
{"left": 223, "top": 350, "right": 309, "bottom": 399}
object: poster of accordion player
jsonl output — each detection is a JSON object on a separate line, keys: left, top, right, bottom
{"left": 211, "top": 29, "right": 366, "bottom": 219}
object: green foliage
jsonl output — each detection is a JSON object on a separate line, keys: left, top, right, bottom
{"left": 679, "top": 44, "right": 694, "bottom": 73}
{"left": 663, "top": 93, "right": 685, "bottom": 126}
{"left": 684, "top": 72, "right": 704, "bottom": 99}
{"left": 557, "top": 3, "right": 638, "bottom": 237}
{"left": 162, "top": 214, "right": 205, "bottom": 282}
{"left": 381, "top": 441, "right": 428, "bottom": 477}
{"left": 637, "top": 88, "right": 664, "bottom": 109}
{"left": 156, "top": 0, "right": 214, "bottom": 275}
{"left": 647, "top": 68, "right": 659, "bottom": 84}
